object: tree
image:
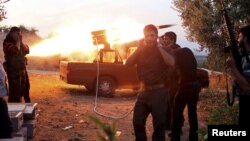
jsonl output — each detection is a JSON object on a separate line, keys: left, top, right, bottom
{"left": 173, "top": 0, "right": 250, "bottom": 70}
{"left": 0, "top": 0, "right": 10, "bottom": 22}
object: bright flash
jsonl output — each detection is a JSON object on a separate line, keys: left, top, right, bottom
{"left": 28, "top": 17, "right": 144, "bottom": 61}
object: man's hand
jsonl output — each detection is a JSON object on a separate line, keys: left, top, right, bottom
{"left": 21, "top": 43, "right": 30, "bottom": 55}
{"left": 137, "top": 39, "right": 145, "bottom": 51}
{"left": 158, "top": 44, "right": 175, "bottom": 66}
{"left": 3, "top": 96, "right": 8, "bottom": 102}
{"left": 158, "top": 37, "right": 165, "bottom": 46}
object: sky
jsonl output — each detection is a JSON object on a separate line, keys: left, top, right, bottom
{"left": 1, "top": 0, "right": 206, "bottom": 55}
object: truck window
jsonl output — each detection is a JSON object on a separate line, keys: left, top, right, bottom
{"left": 102, "top": 51, "right": 115, "bottom": 63}
{"left": 94, "top": 49, "right": 123, "bottom": 63}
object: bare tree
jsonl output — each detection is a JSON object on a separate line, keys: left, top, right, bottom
{"left": 0, "top": 0, "right": 10, "bottom": 21}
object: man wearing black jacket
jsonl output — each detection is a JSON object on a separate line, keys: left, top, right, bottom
{"left": 126, "top": 24, "right": 175, "bottom": 141}
{"left": 170, "top": 47, "right": 201, "bottom": 141}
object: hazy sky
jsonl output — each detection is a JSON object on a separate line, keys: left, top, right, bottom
{"left": 1, "top": 0, "right": 206, "bottom": 54}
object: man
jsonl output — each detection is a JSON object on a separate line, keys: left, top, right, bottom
{"left": 226, "top": 25, "right": 250, "bottom": 128}
{"left": 3, "top": 26, "right": 30, "bottom": 102}
{"left": 161, "top": 31, "right": 181, "bottom": 52}
{"left": 159, "top": 31, "right": 182, "bottom": 131}
{"left": 0, "top": 62, "right": 13, "bottom": 138}
{"left": 170, "top": 47, "right": 201, "bottom": 141}
{"left": 126, "top": 24, "right": 175, "bottom": 141}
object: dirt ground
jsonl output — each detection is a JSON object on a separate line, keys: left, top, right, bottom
{"left": 25, "top": 71, "right": 222, "bottom": 141}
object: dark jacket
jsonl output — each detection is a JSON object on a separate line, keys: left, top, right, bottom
{"left": 3, "top": 34, "right": 29, "bottom": 72}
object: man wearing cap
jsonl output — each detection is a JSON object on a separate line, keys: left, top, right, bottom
{"left": 170, "top": 47, "right": 202, "bottom": 141}
{"left": 161, "top": 31, "right": 181, "bottom": 52}
{"left": 126, "top": 24, "right": 175, "bottom": 141}
{"left": 159, "top": 31, "right": 183, "bottom": 131}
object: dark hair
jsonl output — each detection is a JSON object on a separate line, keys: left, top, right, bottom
{"left": 164, "top": 31, "right": 177, "bottom": 42}
{"left": 4, "top": 26, "right": 21, "bottom": 44}
{"left": 9, "top": 26, "right": 21, "bottom": 33}
{"left": 143, "top": 24, "right": 158, "bottom": 35}
{"left": 239, "top": 25, "right": 250, "bottom": 43}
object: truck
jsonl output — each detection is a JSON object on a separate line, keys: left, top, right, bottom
{"left": 60, "top": 30, "right": 141, "bottom": 97}
{"left": 60, "top": 48, "right": 141, "bottom": 97}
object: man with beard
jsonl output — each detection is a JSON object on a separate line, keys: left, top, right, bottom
{"left": 126, "top": 24, "right": 175, "bottom": 141}
{"left": 226, "top": 25, "right": 250, "bottom": 128}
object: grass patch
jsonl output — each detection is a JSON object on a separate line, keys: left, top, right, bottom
{"left": 198, "top": 89, "right": 239, "bottom": 140}
{"left": 208, "top": 100, "right": 238, "bottom": 125}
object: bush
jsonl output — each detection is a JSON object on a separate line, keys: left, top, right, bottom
{"left": 89, "top": 115, "right": 117, "bottom": 141}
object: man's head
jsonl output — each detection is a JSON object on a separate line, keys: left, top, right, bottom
{"left": 163, "top": 31, "right": 177, "bottom": 46}
{"left": 9, "top": 26, "right": 22, "bottom": 42}
{"left": 10, "top": 26, "right": 21, "bottom": 33}
{"left": 238, "top": 25, "right": 250, "bottom": 51}
{"left": 143, "top": 24, "right": 158, "bottom": 46}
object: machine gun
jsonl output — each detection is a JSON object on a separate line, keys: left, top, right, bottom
{"left": 220, "top": 0, "right": 243, "bottom": 106}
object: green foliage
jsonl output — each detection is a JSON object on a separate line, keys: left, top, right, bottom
{"left": 209, "top": 100, "right": 239, "bottom": 124}
{"left": 201, "top": 99, "right": 238, "bottom": 141}
{"left": 198, "top": 90, "right": 239, "bottom": 141}
{"left": 199, "top": 101, "right": 239, "bottom": 141}
{"left": 199, "top": 127, "right": 208, "bottom": 141}
{"left": 89, "top": 115, "right": 117, "bottom": 141}
{"left": 173, "top": 0, "right": 250, "bottom": 70}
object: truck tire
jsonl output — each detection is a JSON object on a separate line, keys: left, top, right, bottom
{"left": 96, "top": 76, "right": 116, "bottom": 97}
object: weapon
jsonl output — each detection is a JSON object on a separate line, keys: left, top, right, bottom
{"left": 220, "top": 0, "right": 242, "bottom": 72}
{"left": 220, "top": 0, "right": 243, "bottom": 106}
{"left": 156, "top": 24, "right": 175, "bottom": 29}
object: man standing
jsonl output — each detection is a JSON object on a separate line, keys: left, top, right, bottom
{"left": 161, "top": 32, "right": 181, "bottom": 51}
{"left": 226, "top": 25, "right": 250, "bottom": 128}
{"left": 3, "top": 27, "right": 30, "bottom": 102}
{"left": 160, "top": 31, "right": 182, "bottom": 131}
{"left": 170, "top": 47, "right": 201, "bottom": 141}
{"left": 0, "top": 61, "right": 13, "bottom": 138}
{"left": 126, "top": 24, "right": 175, "bottom": 141}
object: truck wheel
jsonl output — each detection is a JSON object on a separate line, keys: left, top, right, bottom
{"left": 96, "top": 76, "right": 116, "bottom": 97}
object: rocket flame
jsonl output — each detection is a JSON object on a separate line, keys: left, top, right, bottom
{"left": 28, "top": 17, "right": 144, "bottom": 61}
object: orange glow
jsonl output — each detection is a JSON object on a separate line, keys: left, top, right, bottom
{"left": 106, "top": 18, "right": 144, "bottom": 44}
{"left": 28, "top": 17, "right": 144, "bottom": 61}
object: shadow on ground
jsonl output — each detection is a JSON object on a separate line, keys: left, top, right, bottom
{"left": 61, "top": 86, "right": 138, "bottom": 98}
